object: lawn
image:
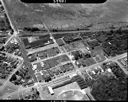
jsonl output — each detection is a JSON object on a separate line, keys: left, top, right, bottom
{"left": 4, "top": 0, "right": 128, "bottom": 32}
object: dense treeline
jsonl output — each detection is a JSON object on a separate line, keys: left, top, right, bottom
{"left": 91, "top": 74, "right": 127, "bottom": 101}
{"left": 81, "top": 28, "right": 127, "bottom": 57}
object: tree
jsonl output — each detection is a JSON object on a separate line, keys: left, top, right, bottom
{"left": 91, "top": 74, "right": 127, "bottom": 101}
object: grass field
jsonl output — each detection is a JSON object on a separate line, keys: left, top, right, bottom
{"left": 4, "top": 0, "right": 128, "bottom": 31}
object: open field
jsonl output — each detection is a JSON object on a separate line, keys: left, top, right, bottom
{"left": 3, "top": 0, "right": 128, "bottom": 32}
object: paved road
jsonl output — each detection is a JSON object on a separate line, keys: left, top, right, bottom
{"left": 1, "top": 0, "right": 127, "bottom": 99}
{"left": 32, "top": 52, "right": 67, "bottom": 65}
{"left": 2, "top": 60, "right": 23, "bottom": 87}
{"left": 0, "top": 0, "right": 38, "bottom": 96}
{"left": 1, "top": 0, "right": 18, "bottom": 33}
{"left": 15, "top": 36, "right": 37, "bottom": 82}
{"left": 19, "top": 26, "right": 127, "bottom": 37}
{"left": 37, "top": 52, "right": 127, "bottom": 89}
{"left": 2, "top": 51, "right": 23, "bottom": 60}
{"left": 39, "top": 21, "right": 80, "bottom": 76}
{"left": 2, "top": 52, "right": 127, "bottom": 99}
{"left": 4, "top": 35, "right": 15, "bottom": 46}
{"left": 80, "top": 53, "right": 127, "bottom": 72}
{"left": 0, "top": 52, "right": 23, "bottom": 97}
{"left": 1, "top": 0, "right": 19, "bottom": 48}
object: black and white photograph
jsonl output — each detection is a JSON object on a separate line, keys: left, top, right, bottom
{"left": 0, "top": 0, "right": 127, "bottom": 101}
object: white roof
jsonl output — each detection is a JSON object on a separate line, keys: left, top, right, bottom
{"left": 32, "top": 64, "right": 37, "bottom": 70}
{"left": 92, "top": 70, "right": 96, "bottom": 74}
{"left": 107, "top": 68, "right": 112, "bottom": 72}
{"left": 40, "top": 62, "right": 44, "bottom": 67}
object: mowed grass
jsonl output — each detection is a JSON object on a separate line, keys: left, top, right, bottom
{"left": 4, "top": 0, "right": 128, "bottom": 31}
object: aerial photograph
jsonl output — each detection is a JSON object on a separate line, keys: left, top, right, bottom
{"left": 0, "top": 0, "right": 127, "bottom": 100}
